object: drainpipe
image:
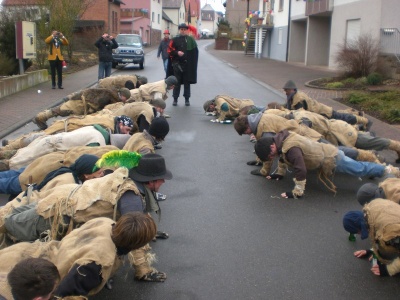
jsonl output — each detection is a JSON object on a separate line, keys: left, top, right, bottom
{"left": 285, "top": 0, "right": 292, "bottom": 62}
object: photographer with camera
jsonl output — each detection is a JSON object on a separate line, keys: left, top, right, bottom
{"left": 95, "top": 33, "right": 119, "bottom": 81}
{"left": 45, "top": 30, "right": 69, "bottom": 89}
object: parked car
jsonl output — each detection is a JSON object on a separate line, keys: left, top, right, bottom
{"left": 112, "top": 34, "right": 144, "bottom": 69}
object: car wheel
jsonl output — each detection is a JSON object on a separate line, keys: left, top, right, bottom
{"left": 139, "top": 62, "right": 144, "bottom": 69}
{"left": 112, "top": 62, "right": 117, "bottom": 68}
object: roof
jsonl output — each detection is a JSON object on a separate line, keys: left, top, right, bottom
{"left": 162, "top": 10, "right": 173, "bottom": 22}
{"left": 163, "top": 0, "right": 182, "bottom": 9}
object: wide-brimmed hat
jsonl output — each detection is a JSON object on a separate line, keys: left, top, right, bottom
{"left": 178, "top": 23, "right": 188, "bottom": 29}
{"left": 129, "top": 153, "right": 173, "bottom": 182}
{"left": 110, "top": 134, "right": 131, "bottom": 149}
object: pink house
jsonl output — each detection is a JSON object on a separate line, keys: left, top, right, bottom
{"left": 120, "top": 0, "right": 151, "bottom": 44}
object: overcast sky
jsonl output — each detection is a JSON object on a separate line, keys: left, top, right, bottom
{"left": 201, "top": 0, "right": 226, "bottom": 12}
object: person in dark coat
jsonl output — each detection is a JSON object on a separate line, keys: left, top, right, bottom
{"left": 167, "top": 23, "right": 198, "bottom": 107}
{"left": 157, "top": 29, "right": 171, "bottom": 78}
{"left": 95, "top": 33, "right": 119, "bottom": 81}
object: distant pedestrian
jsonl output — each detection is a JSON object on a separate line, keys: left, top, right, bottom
{"left": 157, "top": 29, "right": 171, "bottom": 78}
{"left": 95, "top": 33, "right": 119, "bottom": 81}
{"left": 45, "top": 30, "right": 69, "bottom": 89}
{"left": 168, "top": 23, "right": 199, "bottom": 106}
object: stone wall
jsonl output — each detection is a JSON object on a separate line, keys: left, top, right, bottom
{"left": 0, "top": 70, "right": 48, "bottom": 99}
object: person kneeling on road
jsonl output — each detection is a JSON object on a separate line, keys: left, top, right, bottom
{"left": 254, "top": 129, "right": 400, "bottom": 199}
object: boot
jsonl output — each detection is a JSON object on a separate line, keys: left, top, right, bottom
{"left": 388, "top": 140, "right": 400, "bottom": 163}
{"left": 185, "top": 98, "right": 190, "bottom": 106}
{"left": 356, "top": 149, "right": 381, "bottom": 164}
{"left": 0, "top": 160, "right": 10, "bottom": 172}
{"left": 32, "top": 109, "right": 54, "bottom": 130}
{"left": 172, "top": 98, "right": 178, "bottom": 106}
{"left": 355, "top": 115, "right": 373, "bottom": 131}
{"left": 0, "top": 150, "right": 17, "bottom": 160}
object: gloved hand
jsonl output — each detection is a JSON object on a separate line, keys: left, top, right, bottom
{"left": 138, "top": 270, "right": 167, "bottom": 282}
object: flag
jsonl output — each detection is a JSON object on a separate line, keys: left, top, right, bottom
{"left": 188, "top": 0, "right": 192, "bottom": 24}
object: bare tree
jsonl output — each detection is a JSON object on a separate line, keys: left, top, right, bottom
{"left": 335, "top": 33, "right": 381, "bottom": 77}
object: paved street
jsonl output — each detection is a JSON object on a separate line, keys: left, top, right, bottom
{"left": 1, "top": 40, "right": 400, "bottom": 299}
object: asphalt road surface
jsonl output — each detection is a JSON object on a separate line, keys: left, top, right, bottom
{"left": 1, "top": 41, "right": 400, "bottom": 299}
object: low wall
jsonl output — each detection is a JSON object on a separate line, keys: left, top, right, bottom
{"left": 0, "top": 69, "right": 48, "bottom": 99}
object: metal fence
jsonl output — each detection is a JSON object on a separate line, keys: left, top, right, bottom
{"left": 380, "top": 28, "right": 400, "bottom": 62}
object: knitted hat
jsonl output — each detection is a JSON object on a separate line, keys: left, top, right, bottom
{"left": 119, "top": 88, "right": 131, "bottom": 99}
{"left": 129, "top": 153, "right": 172, "bottom": 182}
{"left": 163, "top": 29, "right": 170, "bottom": 34}
{"left": 357, "top": 183, "right": 384, "bottom": 206}
{"left": 149, "top": 117, "right": 169, "bottom": 140}
{"left": 203, "top": 100, "right": 214, "bottom": 112}
{"left": 69, "top": 154, "right": 99, "bottom": 175}
{"left": 342, "top": 211, "right": 369, "bottom": 240}
{"left": 137, "top": 75, "right": 148, "bottom": 85}
{"left": 150, "top": 99, "right": 166, "bottom": 109}
{"left": 124, "top": 80, "right": 135, "bottom": 90}
{"left": 165, "top": 76, "right": 178, "bottom": 89}
{"left": 254, "top": 136, "right": 276, "bottom": 161}
{"left": 178, "top": 23, "right": 189, "bottom": 29}
{"left": 283, "top": 80, "right": 297, "bottom": 90}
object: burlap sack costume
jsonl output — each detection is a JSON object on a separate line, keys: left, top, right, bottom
{"left": 0, "top": 218, "right": 122, "bottom": 298}
{"left": 98, "top": 75, "right": 139, "bottom": 91}
{"left": 123, "top": 131, "right": 155, "bottom": 155}
{"left": 214, "top": 95, "right": 254, "bottom": 122}
{"left": 129, "top": 80, "right": 167, "bottom": 102}
{"left": 380, "top": 178, "right": 400, "bottom": 204}
{"left": 9, "top": 126, "right": 107, "bottom": 170}
{"left": 1, "top": 168, "right": 158, "bottom": 281}
{"left": 112, "top": 102, "right": 155, "bottom": 126}
{"left": 363, "top": 199, "right": 400, "bottom": 275}
{"left": 18, "top": 145, "right": 117, "bottom": 192}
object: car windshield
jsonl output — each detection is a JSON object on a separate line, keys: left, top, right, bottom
{"left": 116, "top": 36, "right": 142, "bottom": 46}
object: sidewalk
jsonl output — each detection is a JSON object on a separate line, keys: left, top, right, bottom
{"left": 0, "top": 45, "right": 157, "bottom": 139}
{"left": 1, "top": 45, "right": 399, "bottom": 141}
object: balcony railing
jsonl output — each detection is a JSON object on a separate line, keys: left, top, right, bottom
{"left": 380, "top": 28, "right": 400, "bottom": 62}
{"left": 305, "top": 0, "right": 333, "bottom": 16}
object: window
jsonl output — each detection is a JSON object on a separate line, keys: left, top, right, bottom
{"left": 278, "top": 28, "right": 283, "bottom": 44}
{"left": 346, "top": 19, "right": 361, "bottom": 45}
{"left": 279, "top": 0, "right": 284, "bottom": 11}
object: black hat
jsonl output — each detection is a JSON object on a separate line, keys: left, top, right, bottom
{"left": 129, "top": 153, "right": 173, "bottom": 182}
{"left": 70, "top": 154, "right": 99, "bottom": 175}
{"left": 254, "top": 136, "right": 275, "bottom": 161}
{"left": 149, "top": 117, "right": 169, "bottom": 140}
{"left": 178, "top": 23, "right": 189, "bottom": 29}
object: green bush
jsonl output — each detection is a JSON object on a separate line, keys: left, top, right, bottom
{"left": 0, "top": 53, "right": 17, "bottom": 76}
{"left": 367, "top": 72, "right": 383, "bottom": 85}
{"left": 346, "top": 91, "right": 369, "bottom": 104}
{"left": 341, "top": 77, "right": 356, "bottom": 86}
{"left": 385, "top": 109, "right": 400, "bottom": 123}
{"left": 326, "top": 82, "right": 344, "bottom": 89}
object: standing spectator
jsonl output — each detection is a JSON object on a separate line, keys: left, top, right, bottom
{"left": 45, "top": 30, "right": 69, "bottom": 89}
{"left": 157, "top": 29, "right": 171, "bottom": 78}
{"left": 95, "top": 33, "right": 119, "bottom": 81}
{"left": 168, "top": 23, "right": 199, "bottom": 106}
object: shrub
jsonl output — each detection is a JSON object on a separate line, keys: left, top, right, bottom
{"left": 346, "top": 91, "right": 369, "bottom": 104}
{"left": 0, "top": 53, "right": 17, "bottom": 76}
{"left": 326, "top": 82, "right": 344, "bottom": 89}
{"left": 335, "top": 34, "right": 380, "bottom": 77}
{"left": 385, "top": 109, "right": 400, "bottom": 123}
{"left": 367, "top": 72, "right": 383, "bottom": 85}
{"left": 342, "top": 77, "right": 356, "bottom": 86}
